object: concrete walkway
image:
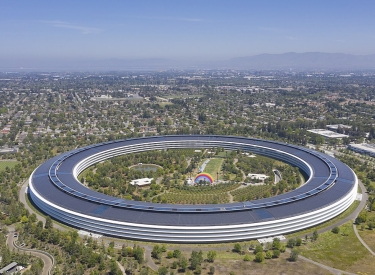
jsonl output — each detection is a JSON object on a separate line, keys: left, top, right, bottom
{"left": 351, "top": 180, "right": 375, "bottom": 257}
{"left": 6, "top": 226, "right": 54, "bottom": 275}
{"left": 19, "top": 176, "right": 373, "bottom": 275}
{"left": 298, "top": 253, "right": 357, "bottom": 275}
{"left": 144, "top": 245, "right": 159, "bottom": 271}
{"left": 353, "top": 224, "right": 375, "bottom": 256}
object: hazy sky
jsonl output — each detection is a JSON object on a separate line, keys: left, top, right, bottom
{"left": 1, "top": 0, "right": 375, "bottom": 63}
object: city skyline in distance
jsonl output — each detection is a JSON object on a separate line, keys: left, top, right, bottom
{"left": 2, "top": 0, "right": 375, "bottom": 70}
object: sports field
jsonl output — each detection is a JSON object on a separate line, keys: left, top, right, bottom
{"left": 0, "top": 160, "right": 19, "bottom": 172}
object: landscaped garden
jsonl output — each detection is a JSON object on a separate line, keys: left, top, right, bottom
{"left": 78, "top": 149, "right": 305, "bottom": 204}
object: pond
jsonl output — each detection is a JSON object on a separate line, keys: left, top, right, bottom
{"left": 129, "top": 163, "right": 162, "bottom": 172}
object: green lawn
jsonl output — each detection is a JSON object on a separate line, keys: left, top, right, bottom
{"left": 204, "top": 158, "right": 224, "bottom": 179}
{"left": 165, "top": 94, "right": 203, "bottom": 99}
{"left": 299, "top": 221, "right": 375, "bottom": 274}
{"left": 157, "top": 102, "right": 174, "bottom": 107}
{"left": 0, "top": 160, "right": 19, "bottom": 172}
{"left": 357, "top": 210, "right": 375, "bottom": 252}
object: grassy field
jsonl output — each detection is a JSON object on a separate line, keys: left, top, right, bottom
{"left": 299, "top": 221, "right": 375, "bottom": 274}
{"left": 0, "top": 160, "right": 18, "bottom": 172}
{"left": 158, "top": 247, "right": 331, "bottom": 275}
{"left": 157, "top": 102, "right": 174, "bottom": 107}
{"left": 165, "top": 94, "right": 203, "bottom": 99}
{"left": 357, "top": 227, "right": 375, "bottom": 253}
{"left": 204, "top": 158, "right": 224, "bottom": 179}
{"left": 357, "top": 210, "right": 375, "bottom": 252}
{"left": 212, "top": 253, "right": 332, "bottom": 275}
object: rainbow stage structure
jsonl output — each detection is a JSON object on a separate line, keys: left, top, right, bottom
{"left": 194, "top": 173, "right": 214, "bottom": 184}
{"left": 28, "top": 135, "right": 357, "bottom": 243}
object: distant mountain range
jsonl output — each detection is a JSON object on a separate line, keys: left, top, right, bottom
{"left": 2, "top": 52, "right": 375, "bottom": 71}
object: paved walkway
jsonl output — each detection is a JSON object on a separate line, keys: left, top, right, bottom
{"left": 19, "top": 176, "right": 373, "bottom": 274}
{"left": 351, "top": 180, "right": 375, "bottom": 257}
{"left": 297, "top": 253, "right": 357, "bottom": 275}
{"left": 353, "top": 224, "right": 375, "bottom": 256}
{"left": 144, "top": 245, "right": 159, "bottom": 270}
{"left": 6, "top": 226, "right": 54, "bottom": 275}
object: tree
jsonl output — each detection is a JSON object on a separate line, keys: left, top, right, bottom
{"left": 331, "top": 226, "right": 340, "bottom": 234}
{"left": 272, "top": 238, "right": 281, "bottom": 250}
{"left": 296, "top": 237, "right": 302, "bottom": 246}
{"left": 312, "top": 230, "right": 319, "bottom": 241}
{"left": 254, "top": 245, "right": 263, "bottom": 254}
{"left": 265, "top": 251, "right": 272, "bottom": 259}
{"left": 207, "top": 250, "right": 217, "bottom": 263}
{"left": 126, "top": 258, "right": 137, "bottom": 275}
{"left": 173, "top": 249, "right": 181, "bottom": 258}
{"left": 233, "top": 242, "right": 242, "bottom": 253}
{"left": 140, "top": 267, "right": 153, "bottom": 275}
{"left": 29, "top": 213, "right": 37, "bottom": 223}
{"left": 133, "top": 245, "right": 144, "bottom": 264}
{"left": 243, "top": 254, "right": 251, "bottom": 261}
{"left": 45, "top": 216, "right": 53, "bottom": 229}
{"left": 356, "top": 210, "right": 367, "bottom": 224}
{"left": 20, "top": 215, "right": 28, "bottom": 223}
{"left": 254, "top": 251, "right": 264, "bottom": 263}
{"left": 109, "top": 259, "right": 122, "bottom": 275}
{"left": 289, "top": 249, "right": 299, "bottom": 262}
{"left": 287, "top": 238, "right": 296, "bottom": 248}
{"left": 272, "top": 249, "right": 280, "bottom": 258}
{"left": 178, "top": 256, "right": 188, "bottom": 272}
{"left": 152, "top": 245, "right": 162, "bottom": 261}
{"left": 158, "top": 266, "right": 168, "bottom": 275}
{"left": 37, "top": 220, "right": 43, "bottom": 229}
{"left": 190, "top": 250, "right": 203, "bottom": 270}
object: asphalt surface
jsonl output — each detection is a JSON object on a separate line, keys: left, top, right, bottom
{"left": 19, "top": 177, "right": 371, "bottom": 274}
{"left": 6, "top": 226, "right": 53, "bottom": 275}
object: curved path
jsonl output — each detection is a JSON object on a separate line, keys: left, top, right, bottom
{"left": 144, "top": 246, "right": 159, "bottom": 271}
{"left": 353, "top": 225, "right": 375, "bottom": 256}
{"left": 351, "top": 180, "right": 375, "bottom": 256}
{"left": 297, "top": 253, "right": 357, "bottom": 275}
{"left": 6, "top": 227, "right": 54, "bottom": 275}
{"left": 18, "top": 164, "right": 371, "bottom": 274}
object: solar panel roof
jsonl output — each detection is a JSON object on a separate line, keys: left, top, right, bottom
{"left": 30, "top": 135, "right": 357, "bottom": 226}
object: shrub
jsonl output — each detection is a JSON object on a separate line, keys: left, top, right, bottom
{"left": 296, "top": 237, "right": 302, "bottom": 246}
{"left": 287, "top": 238, "right": 296, "bottom": 248}
{"left": 289, "top": 249, "right": 299, "bottom": 262}
{"left": 254, "top": 252, "right": 264, "bottom": 263}
{"left": 331, "top": 226, "right": 340, "bottom": 234}
{"left": 254, "top": 245, "right": 263, "bottom": 254}
{"left": 243, "top": 254, "right": 251, "bottom": 261}
{"left": 233, "top": 243, "right": 242, "bottom": 253}
{"left": 265, "top": 251, "right": 272, "bottom": 259}
{"left": 272, "top": 249, "right": 280, "bottom": 258}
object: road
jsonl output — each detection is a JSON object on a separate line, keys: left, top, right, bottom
{"left": 6, "top": 226, "right": 53, "bottom": 275}
{"left": 19, "top": 175, "right": 371, "bottom": 274}
{"left": 273, "top": 169, "right": 282, "bottom": 183}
